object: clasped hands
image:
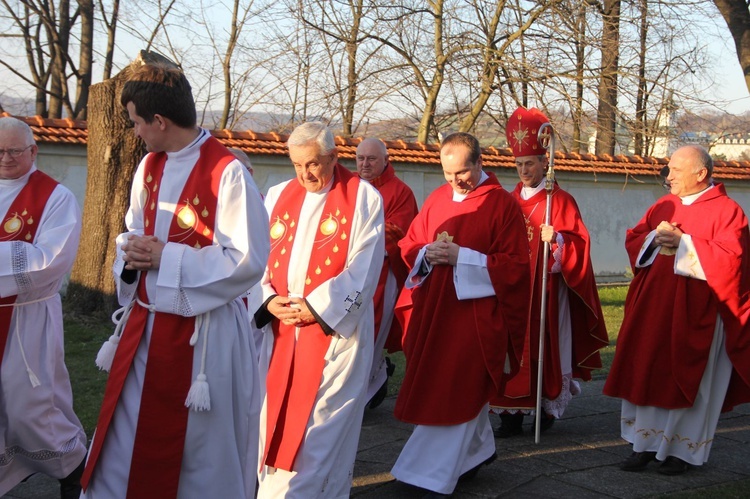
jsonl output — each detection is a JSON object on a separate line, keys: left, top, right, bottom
{"left": 267, "top": 295, "right": 316, "bottom": 327}
{"left": 122, "top": 234, "right": 165, "bottom": 271}
{"left": 653, "top": 221, "right": 683, "bottom": 249}
{"left": 425, "top": 240, "right": 459, "bottom": 266}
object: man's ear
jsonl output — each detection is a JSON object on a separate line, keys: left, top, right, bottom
{"left": 153, "top": 114, "right": 168, "bottom": 131}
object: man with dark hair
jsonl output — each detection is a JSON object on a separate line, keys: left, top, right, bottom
{"left": 491, "top": 107, "right": 608, "bottom": 437}
{"left": 355, "top": 137, "right": 418, "bottom": 409}
{"left": 604, "top": 144, "right": 750, "bottom": 475}
{"left": 391, "top": 132, "right": 530, "bottom": 497}
{"left": 0, "top": 117, "right": 87, "bottom": 499}
{"left": 255, "top": 122, "right": 384, "bottom": 497}
{"left": 81, "top": 62, "right": 269, "bottom": 498}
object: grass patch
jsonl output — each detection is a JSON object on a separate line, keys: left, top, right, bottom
{"left": 597, "top": 285, "right": 627, "bottom": 378}
{"left": 64, "top": 314, "right": 110, "bottom": 436}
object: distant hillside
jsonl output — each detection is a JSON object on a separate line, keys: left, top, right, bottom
{"left": 0, "top": 94, "right": 36, "bottom": 116}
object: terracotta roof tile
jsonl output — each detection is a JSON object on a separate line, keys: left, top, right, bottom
{"left": 5, "top": 113, "right": 750, "bottom": 181}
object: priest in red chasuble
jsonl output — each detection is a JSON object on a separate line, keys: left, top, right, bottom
{"left": 603, "top": 145, "right": 750, "bottom": 475}
{"left": 491, "top": 107, "right": 609, "bottom": 438}
{"left": 355, "top": 137, "right": 418, "bottom": 410}
{"left": 0, "top": 118, "right": 87, "bottom": 499}
{"left": 82, "top": 63, "right": 270, "bottom": 499}
{"left": 391, "top": 132, "right": 530, "bottom": 496}
{"left": 254, "top": 122, "right": 384, "bottom": 498}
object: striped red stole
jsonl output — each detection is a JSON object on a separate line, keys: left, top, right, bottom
{"left": 82, "top": 136, "right": 235, "bottom": 498}
{"left": 0, "top": 170, "right": 59, "bottom": 365}
{"left": 262, "top": 164, "right": 360, "bottom": 471}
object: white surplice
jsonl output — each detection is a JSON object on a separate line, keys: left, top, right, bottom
{"left": 0, "top": 166, "right": 87, "bottom": 496}
{"left": 366, "top": 266, "right": 397, "bottom": 401}
{"left": 82, "top": 130, "right": 269, "bottom": 499}
{"left": 257, "top": 177, "right": 384, "bottom": 499}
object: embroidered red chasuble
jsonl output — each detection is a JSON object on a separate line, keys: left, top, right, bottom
{"left": 603, "top": 184, "right": 750, "bottom": 411}
{"left": 82, "top": 136, "right": 235, "bottom": 497}
{"left": 395, "top": 174, "right": 531, "bottom": 425}
{"left": 493, "top": 183, "right": 608, "bottom": 409}
{"left": 0, "top": 170, "right": 59, "bottom": 364}
{"left": 365, "top": 163, "right": 418, "bottom": 351}
{"left": 262, "top": 164, "right": 360, "bottom": 471}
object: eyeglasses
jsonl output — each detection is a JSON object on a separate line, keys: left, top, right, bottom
{"left": 0, "top": 145, "right": 33, "bottom": 158}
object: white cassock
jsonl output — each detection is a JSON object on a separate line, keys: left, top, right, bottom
{"left": 391, "top": 174, "right": 497, "bottom": 495}
{"left": 621, "top": 187, "right": 732, "bottom": 466}
{"left": 257, "top": 177, "right": 384, "bottom": 499}
{"left": 365, "top": 265, "right": 398, "bottom": 401}
{"left": 0, "top": 166, "right": 87, "bottom": 496}
{"left": 82, "top": 130, "right": 269, "bottom": 499}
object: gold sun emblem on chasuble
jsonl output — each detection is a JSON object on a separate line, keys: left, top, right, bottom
{"left": 4, "top": 214, "right": 21, "bottom": 234}
{"left": 177, "top": 205, "right": 196, "bottom": 230}
{"left": 270, "top": 218, "right": 286, "bottom": 240}
{"left": 320, "top": 214, "right": 338, "bottom": 236}
{"left": 435, "top": 231, "right": 453, "bottom": 243}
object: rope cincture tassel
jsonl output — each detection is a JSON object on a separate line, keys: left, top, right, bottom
{"left": 17, "top": 313, "right": 41, "bottom": 387}
{"left": 0, "top": 293, "right": 58, "bottom": 387}
{"left": 185, "top": 311, "right": 211, "bottom": 412}
{"left": 95, "top": 299, "right": 136, "bottom": 372}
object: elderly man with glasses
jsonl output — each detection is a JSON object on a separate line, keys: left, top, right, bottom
{"left": 0, "top": 117, "right": 87, "bottom": 499}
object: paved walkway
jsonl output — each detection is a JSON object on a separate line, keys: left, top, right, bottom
{"left": 5, "top": 380, "right": 750, "bottom": 498}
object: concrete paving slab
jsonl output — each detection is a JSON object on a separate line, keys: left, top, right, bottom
{"left": 4, "top": 381, "right": 750, "bottom": 499}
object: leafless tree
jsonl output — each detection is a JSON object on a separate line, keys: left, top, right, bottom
{"left": 713, "top": 0, "right": 750, "bottom": 93}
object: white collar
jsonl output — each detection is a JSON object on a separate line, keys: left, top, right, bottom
{"left": 680, "top": 184, "right": 713, "bottom": 205}
{"left": 452, "top": 171, "right": 489, "bottom": 202}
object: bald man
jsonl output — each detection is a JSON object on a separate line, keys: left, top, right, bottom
{"left": 604, "top": 145, "right": 750, "bottom": 475}
{"left": 355, "top": 138, "right": 418, "bottom": 409}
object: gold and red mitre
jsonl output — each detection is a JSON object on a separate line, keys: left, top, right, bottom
{"left": 506, "top": 107, "right": 550, "bottom": 158}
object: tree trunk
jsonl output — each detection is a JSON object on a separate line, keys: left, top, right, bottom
{"left": 713, "top": 0, "right": 750, "bottom": 94}
{"left": 74, "top": 0, "right": 94, "bottom": 119}
{"left": 66, "top": 66, "right": 143, "bottom": 317}
{"left": 595, "top": 0, "right": 620, "bottom": 155}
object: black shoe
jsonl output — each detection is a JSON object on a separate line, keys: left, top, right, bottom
{"left": 385, "top": 356, "right": 395, "bottom": 377}
{"left": 531, "top": 410, "right": 555, "bottom": 433}
{"left": 657, "top": 456, "right": 690, "bottom": 476}
{"left": 59, "top": 457, "right": 86, "bottom": 499}
{"left": 458, "top": 452, "right": 497, "bottom": 482}
{"left": 368, "top": 379, "right": 388, "bottom": 409}
{"left": 493, "top": 413, "right": 523, "bottom": 438}
{"left": 620, "top": 451, "right": 657, "bottom": 471}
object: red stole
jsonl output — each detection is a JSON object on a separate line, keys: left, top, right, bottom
{"left": 82, "top": 136, "right": 235, "bottom": 497}
{"left": 262, "top": 164, "right": 360, "bottom": 471}
{"left": 0, "top": 170, "right": 59, "bottom": 364}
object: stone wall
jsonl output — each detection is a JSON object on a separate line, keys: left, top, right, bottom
{"left": 37, "top": 144, "right": 750, "bottom": 282}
